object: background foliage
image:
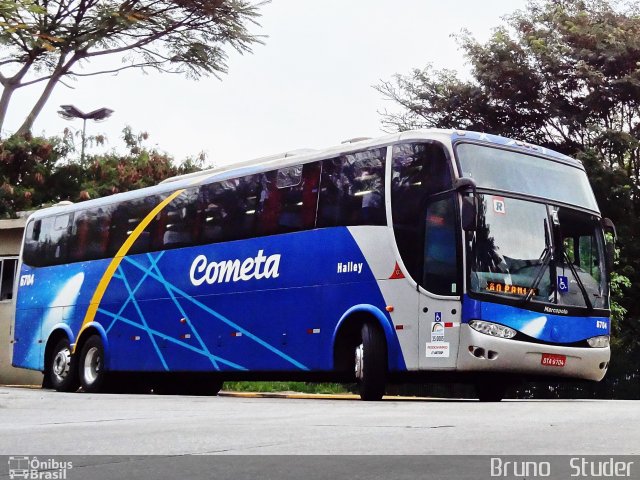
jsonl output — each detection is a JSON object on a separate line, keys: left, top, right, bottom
{"left": 0, "top": 127, "right": 203, "bottom": 217}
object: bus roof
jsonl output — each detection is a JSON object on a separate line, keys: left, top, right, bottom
{"left": 27, "top": 128, "right": 581, "bottom": 220}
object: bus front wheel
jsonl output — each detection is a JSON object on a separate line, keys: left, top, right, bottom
{"left": 47, "top": 337, "right": 79, "bottom": 392}
{"left": 355, "top": 323, "right": 387, "bottom": 401}
{"left": 79, "top": 335, "right": 108, "bottom": 393}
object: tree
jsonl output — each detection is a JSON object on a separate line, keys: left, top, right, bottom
{"left": 0, "top": 0, "right": 265, "bottom": 135}
{"left": 377, "top": 0, "right": 640, "bottom": 161}
{"left": 376, "top": 0, "right": 639, "bottom": 348}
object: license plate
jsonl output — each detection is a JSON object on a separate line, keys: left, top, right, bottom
{"left": 541, "top": 353, "right": 566, "bottom": 367}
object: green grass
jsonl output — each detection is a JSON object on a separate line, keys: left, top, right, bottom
{"left": 222, "top": 381, "right": 351, "bottom": 395}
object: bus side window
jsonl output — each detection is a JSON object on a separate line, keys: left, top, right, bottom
{"left": 300, "top": 162, "right": 321, "bottom": 228}
{"left": 423, "top": 194, "right": 459, "bottom": 295}
{"left": 35, "top": 214, "right": 72, "bottom": 266}
{"left": 256, "top": 173, "right": 282, "bottom": 236}
{"left": 84, "top": 208, "right": 111, "bottom": 261}
{"left": 223, "top": 175, "right": 260, "bottom": 242}
{"left": 23, "top": 220, "right": 38, "bottom": 266}
{"left": 128, "top": 197, "right": 160, "bottom": 255}
{"left": 199, "top": 175, "right": 260, "bottom": 244}
{"left": 107, "top": 198, "right": 156, "bottom": 256}
{"left": 257, "top": 162, "right": 320, "bottom": 235}
{"left": 391, "top": 142, "right": 453, "bottom": 281}
{"left": 157, "top": 188, "right": 198, "bottom": 250}
{"left": 70, "top": 212, "right": 90, "bottom": 262}
{"left": 317, "top": 148, "right": 386, "bottom": 228}
{"left": 199, "top": 182, "right": 226, "bottom": 244}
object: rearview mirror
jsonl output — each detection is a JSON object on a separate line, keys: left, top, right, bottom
{"left": 461, "top": 196, "right": 478, "bottom": 231}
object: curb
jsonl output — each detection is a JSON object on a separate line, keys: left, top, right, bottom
{"left": 218, "top": 391, "right": 437, "bottom": 401}
{"left": 218, "top": 391, "right": 360, "bottom": 400}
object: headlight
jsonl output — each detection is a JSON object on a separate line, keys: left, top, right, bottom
{"left": 469, "top": 320, "right": 516, "bottom": 339}
{"left": 587, "top": 335, "right": 610, "bottom": 348}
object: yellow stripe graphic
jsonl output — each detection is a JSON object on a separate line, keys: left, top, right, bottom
{"left": 75, "top": 189, "right": 186, "bottom": 348}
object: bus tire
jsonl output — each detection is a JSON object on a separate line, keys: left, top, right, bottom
{"left": 47, "top": 337, "right": 79, "bottom": 392}
{"left": 355, "top": 322, "right": 387, "bottom": 401}
{"left": 475, "top": 379, "right": 508, "bottom": 402}
{"left": 79, "top": 335, "right": 108, "bottom": 393}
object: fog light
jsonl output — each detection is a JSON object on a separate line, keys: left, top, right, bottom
{"left": 587, "top": 335, "right": 610, "bottom": 348}
{"left": 469, "top": 320, "right": 516, "bottom": 339}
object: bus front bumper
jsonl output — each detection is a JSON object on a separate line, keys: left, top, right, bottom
{"left": 456, "top": 325, "right": 610, "bottom": 382}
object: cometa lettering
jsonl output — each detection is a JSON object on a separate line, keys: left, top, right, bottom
{"left": 190, "top": 250, "right": 281, "bottom": 286}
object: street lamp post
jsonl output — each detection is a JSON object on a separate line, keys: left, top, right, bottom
{"left": 57, "top": 105, "right": 114, "bottom": 162}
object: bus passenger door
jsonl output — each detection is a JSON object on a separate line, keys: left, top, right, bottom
{"left": 418, "top": 295, "right": 460, "bottom": 369}
{"left": 418, "top": 194, "right": 461, "bottom": 369}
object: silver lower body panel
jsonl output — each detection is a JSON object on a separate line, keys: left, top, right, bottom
{"left": 456, "top": 325, "right": 610, "bottom": 381}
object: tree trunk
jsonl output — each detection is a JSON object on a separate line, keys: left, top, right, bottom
{"left": 16, "top": 71, "right": 65, "bottom": 136}
{"left": 0, "top": 83, "right": 17, "bottom": 136}
{"left": 0, "top": 60, "right": 35, "bottom": 137}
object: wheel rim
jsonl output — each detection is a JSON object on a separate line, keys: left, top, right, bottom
{"left": 354, "top": 343, "right": 364, "bottom": 380}
{"left": 83, "top": 346, "right": 101, "bottom": 385}
{"left": 52, "top": 348, "right": 71, "bottom": 382}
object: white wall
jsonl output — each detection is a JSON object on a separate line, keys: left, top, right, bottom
{"left": 0, "top": 221, "right": 42, "bottom": 385}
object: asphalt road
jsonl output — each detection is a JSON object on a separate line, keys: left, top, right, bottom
{"left": 0, "top": 386, "right": 638, "bottom": 455}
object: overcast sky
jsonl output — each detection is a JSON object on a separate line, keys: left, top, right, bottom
{"left": 4, "top": 0, "right": 529, "bottom": 167}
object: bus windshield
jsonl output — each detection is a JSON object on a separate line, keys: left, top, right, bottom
{"left": 457, "top": 143, "right": 599, "bottom": 211}
{"left": 468, "top": 195, "right": 608, "bottom": 310}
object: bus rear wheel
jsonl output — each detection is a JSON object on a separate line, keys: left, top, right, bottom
{"left": 47, "top": 337, "right": 79, "bottom": 392}
{"left": 355, "top": 323, "right": 387, "bottom": 401}
{"left": 79, "top": 335, "right": 108, "bottom": 393}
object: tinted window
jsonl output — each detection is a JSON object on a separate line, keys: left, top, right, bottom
{"left": 108, "top": 197, "right": 159, "bottom": 256}
{"left": 423, "top": 194, "right": 459, "bottom": 295}
{"left": 30, "top": 214, "right": 73, "bottom": 266}
{"left": 154, "top": 188, "right": 199, "bottom": 250}
{"left": 257, "top": 163, "right": 320, "bottom": 235}
{"left": 198, "top": 175, "right": 260, "bottom": 244}
{"left": 317, "top": 148, "right": 386, "bottom": 227}
{"left": 70, "top": 208, "right": 111, "bottom": 261}
{"left": 23, "top": 221, "right": 37, "bottom": 266}
{"left": 391, "top": 142, "right": 453, "bottom": 284}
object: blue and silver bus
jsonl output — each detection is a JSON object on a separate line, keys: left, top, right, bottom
{"left": 11, "top": 130, "right": 615, "bottom": 401}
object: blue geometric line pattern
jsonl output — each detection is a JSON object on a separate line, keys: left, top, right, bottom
{"left": 123, "top": 256, "right": 309, "bottom": 371}
{"left": 97, "top": 251, "right": 246, "bottom": 371}
{"left": 105, "top": 251, "right": 165, "bottom": 335}
{"left": 116, "top": 264, "right": 170, "bottom": 371}
{"left": 148, "top": 254, "right": 220, "bottom": 371}
{"left": 96, "top": 308, "right": 247, "bottom": 370}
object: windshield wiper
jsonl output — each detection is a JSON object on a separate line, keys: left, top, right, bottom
{"left": 522, "top": 219, "right": 553, "bottom": 306}
{"left": 560, "top": 250, "right": 594, "bottom": 311}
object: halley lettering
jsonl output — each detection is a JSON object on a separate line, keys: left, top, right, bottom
{"left": 337, "top": 261, "right": 363, "bottom": 274}
{"left": 190, "top": 250, "right": 281, "bottom": 286}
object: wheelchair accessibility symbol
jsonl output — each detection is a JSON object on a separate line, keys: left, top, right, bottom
{"left": 557, "top": 275, "right": 569, "bottom": 293}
